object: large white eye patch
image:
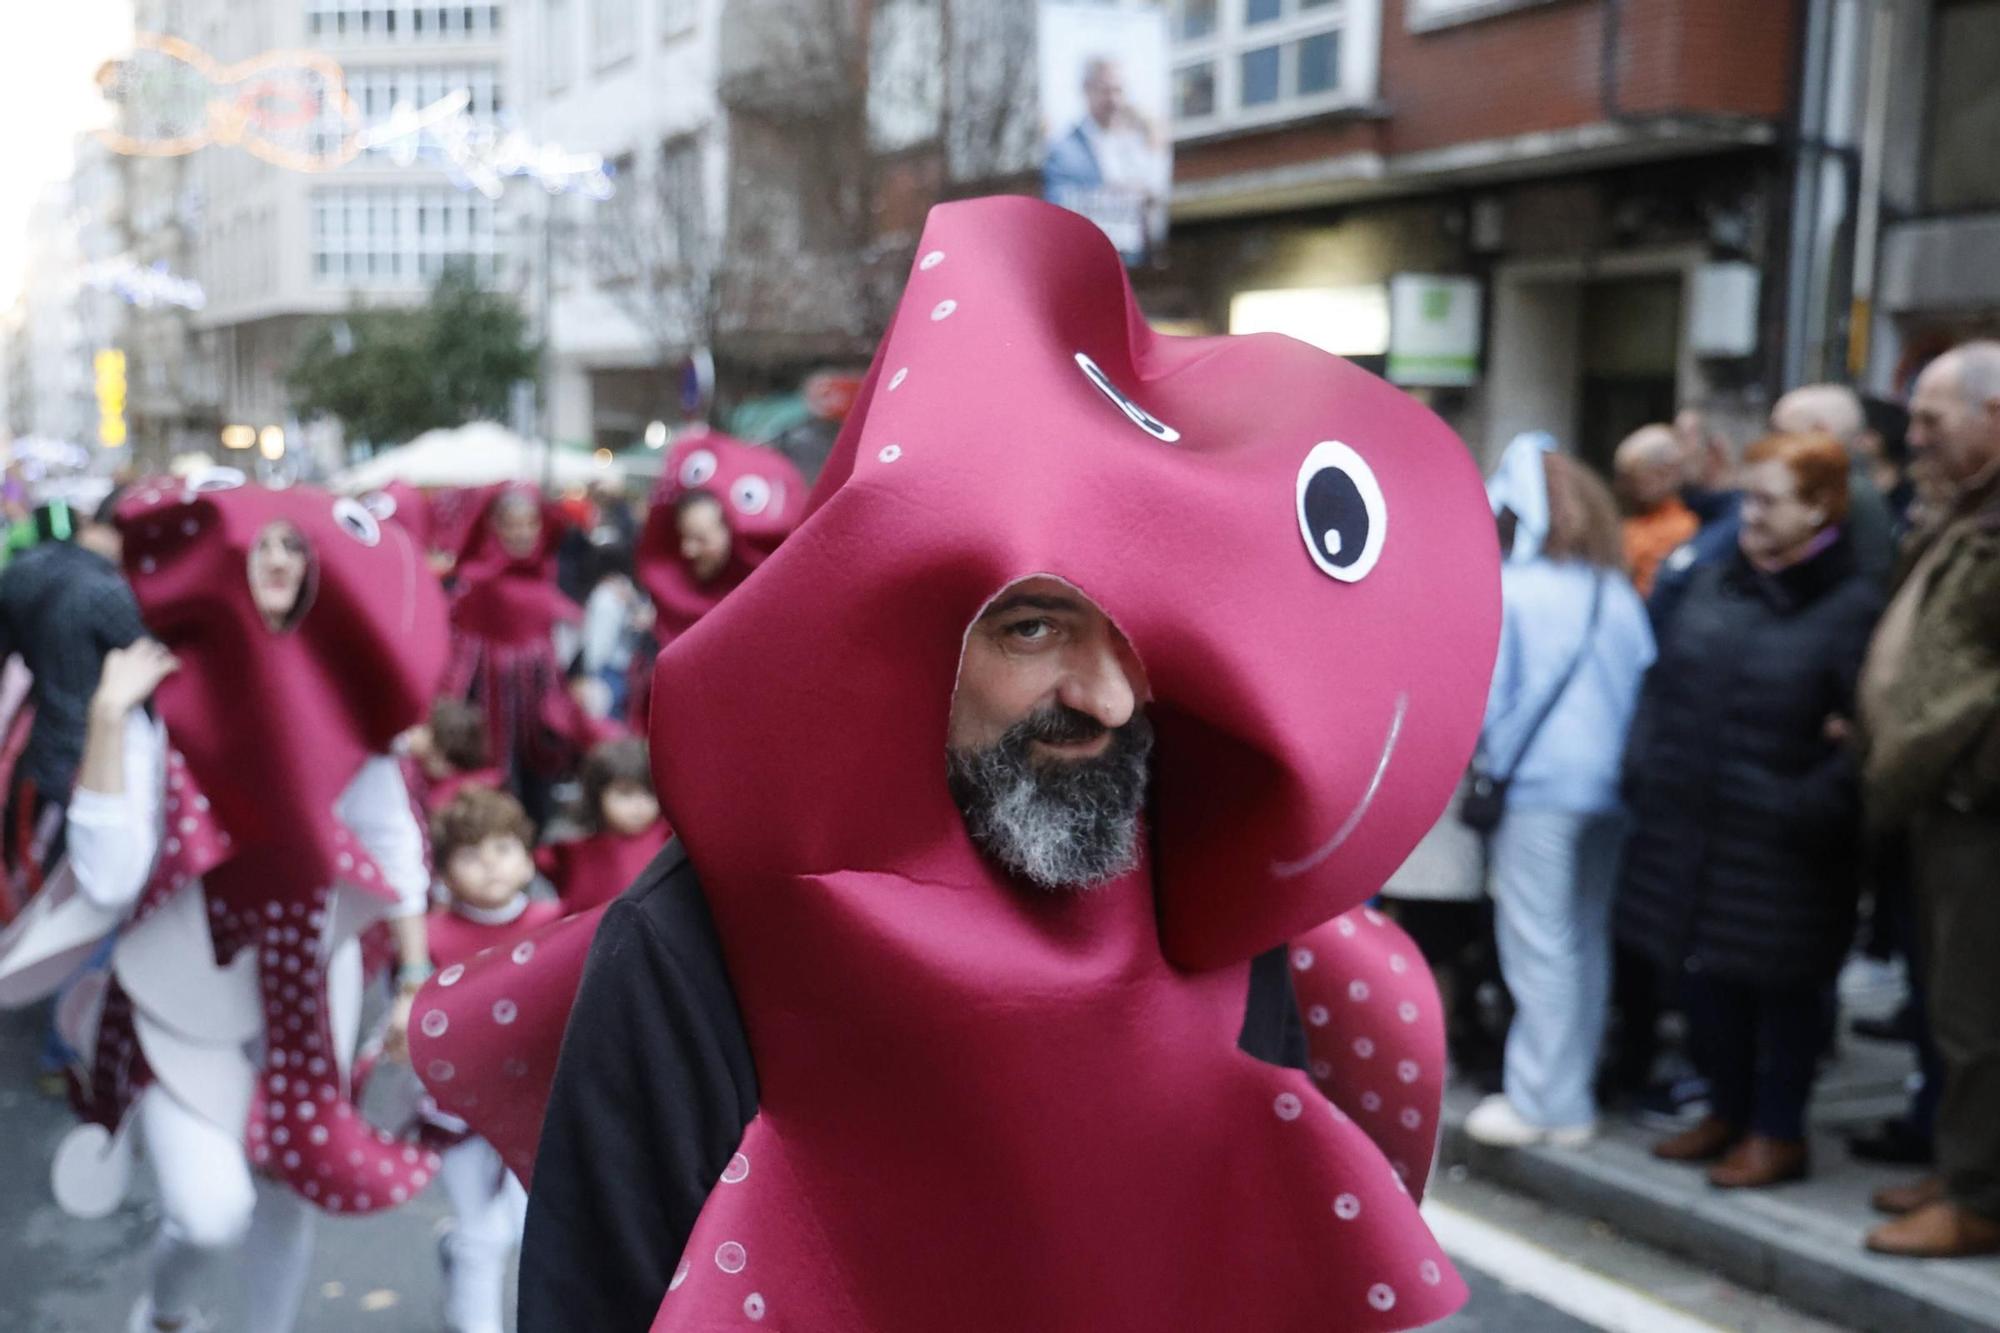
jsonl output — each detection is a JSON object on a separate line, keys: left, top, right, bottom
{"left": 679, "top": 449, "right": 718, "bottom": 488}
{"left": 1296, "top": 440, "right": 1386, "bottom": 582}
{"left": 730, "top": 475, "right": 774, "bottom": 516}
{"left": 332, "top": 497, "right": 383, "bottom": 546}
{"left": 1074, "top": 352, "right": 1180, "bottom": 443}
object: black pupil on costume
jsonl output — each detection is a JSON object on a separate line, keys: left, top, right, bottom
{"left": 1303, "top": 466, "right": 1369, "bottom": 569}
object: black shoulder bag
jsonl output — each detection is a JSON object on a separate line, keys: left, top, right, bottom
{"left": 1460, "top": 573, "right": 1605, "bottom": 835}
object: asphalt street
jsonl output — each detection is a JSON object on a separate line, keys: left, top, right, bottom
{"left": 0, "top": 1003, "right": 1839, "bottom": 1332}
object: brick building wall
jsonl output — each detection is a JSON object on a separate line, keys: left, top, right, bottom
{"left": 1177, "top": 0, "right": 1800, "bottom": 185}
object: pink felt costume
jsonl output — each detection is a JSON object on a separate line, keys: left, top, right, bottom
{"left": 441, "top": 485, "right": 598, "bottom": 784}
{"left": 0, "top": 474, "right": 448, "bottom": 1217}
{"left": 634, "top": 431, "right": 806, "bottom": 649}
{"left": 536, "top": 822, "right": 671, "bottom": 913}
{"left": 415, "top": 196, "right": 1501, "bottom": 1331}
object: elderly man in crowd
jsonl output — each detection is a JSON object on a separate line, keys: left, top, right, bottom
{"left": 1859, "top": 340, "right": 2000, "bottom": 1260}
{"left": 1614, "top": 424, "right": 1699, "bottom": 597}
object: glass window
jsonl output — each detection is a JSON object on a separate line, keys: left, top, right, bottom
{"left": 1240, "top": 44, "right": 1280, "bottom": 105}
{"left": 1176, "top": 0, "right": 1218, "bottom": 39}
{"left": 1245, "top": 0, "right": 1282, "bottom": 24}
{"left": 1174, "top": 62, "right": 1216, "bottom": 118}
{"left": 1926, "top": 0, "right": 2000, "bottom": 211}
{"left": 1296, "top": 29, "right": 1339, "bottom": 95}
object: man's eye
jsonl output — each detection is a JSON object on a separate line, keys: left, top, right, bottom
{"left": 1007, "top": 618, "right": 1055, "bottom": 643}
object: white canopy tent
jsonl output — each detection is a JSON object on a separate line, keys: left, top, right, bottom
{"left": 330, "top": 422, "right": 624, "bottom": 493}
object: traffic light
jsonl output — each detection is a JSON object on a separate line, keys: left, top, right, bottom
{"left": 95, "top": 348, "right": 127, "bottom": 448}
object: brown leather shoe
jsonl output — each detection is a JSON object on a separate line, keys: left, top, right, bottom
{"left": 1707, "top": 1135, "right": 1809, "bottom": 1189}
{"left": 1871, "top": 1175, "right": 1946, "bottom": 1216}
{"left": 1865, "top": 1201, "right": 2000, "bottom": 1258}
{"left": 1651, "top": 1116, "right": 1739, "bottom": 1163}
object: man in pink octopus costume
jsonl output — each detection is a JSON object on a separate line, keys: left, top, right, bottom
{"left": 412, "top": 196, "right": 1501, "bottom": 1331}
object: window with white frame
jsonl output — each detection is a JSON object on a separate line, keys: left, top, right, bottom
{"left": 306, "top": 3, "right": 506, "bottom": 43}
{"left": 659, "top": 0, "right": 695, "bottom": 39}
{"left": 311, "top": 186, "right": 501, "bottom": 288}
{"left": 1170, "top": 0, "right": 1376, "bottom": 136}
{"left": 1404, "top": 0, "right": 1558, "bottom": 33}
{"left": 347, "top": 64, "right": 503, "bottom": 145}
{"left": 593, "top": 0, "right": 637, "bottom": 68}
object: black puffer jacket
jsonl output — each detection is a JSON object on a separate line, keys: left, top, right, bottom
{"left": 1616, "top": 537, "right": 1883, "bottom": 985}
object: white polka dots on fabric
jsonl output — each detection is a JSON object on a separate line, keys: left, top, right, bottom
{"left": 428, "top": 1060, "right": 456, "bottom": 1084}
{"left": 1396, "top": 1060, "right": 1420, "bottom": 1085}
{"left": 1333, "top": 1193, "right": 1362, "bottom": 1220}
{"left": 1360, "top": 1091, "right": 1382, "bottom": 1112}
{"left": 744, "top": 1293, "right": 767, "bottom": 1321}
{"left": 437, "top": 964, "right": 465, "bottom": 988}
{"left": 887, "top": 367, "right": 908, "bottom": 391}
{"left": 714, "top": 1241, "right": 747, "bottom": 1275}
{"left": 492, "top": 999, "right": 518, "bottom": 1026}
{"left": 420, "top": 1010, "right": 449, "bottom": 1039}
{"left": 511, "top": 941, "right": 535, "bottom": 965}
{"left": 1368, "top": 1283, "right": 1397, "bottom": 1312}
{"left": 1352, "top": 1037, "right": 1375, "bottom": 1059}
{"left": 1336, "top": 918, "right": 1357, "bottom": 938}
{"left": 1310, "top": 1059, "right": 1332, "bottom": 1079}
{"left": 721, "top": 1153, "right": 751, "bottom": 1184}
{"left": 877, "top": 445, "right": 903, "bottom": 465}
{"left": 1348, "top": 980, "right": 1371, "bottom": 1002}
{"left": 669, "top": 1261, "right": 690, "bottom": 1292}
{"left": 930, "top": 299, "right": 957, "bottom": 321}
{"left": 1397, "top": 1001, "right": 1420, "bottom": 1024}
{"left": 1306, "top": 1005, "right": 1330, "bottom": 1028}
{"left": 1419, "top": 1259, "right": 1443, "bottom": 1286}
{"left": 1389, "top": 953, "right": 1409, "bottom": 974}
{"left": 1273, "top": 1092, "right": 1303, "bottom": 1122}
{"left": 1291, "top": 947, "right": 1315, "bottom": 971}
{"left": 919, "top": 250, "right": 945, "bottom": 270}
{"left": 1399, "top": 1107, "right": 1422, "bottom": 1130}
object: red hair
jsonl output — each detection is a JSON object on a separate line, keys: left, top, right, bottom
{"left": 1742, "top": 432, "right": 1851, "bottom": 525}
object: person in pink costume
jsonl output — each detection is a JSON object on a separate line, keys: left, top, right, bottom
{"left": 411, "top": 197, "right": 1501, "bottom": 1332}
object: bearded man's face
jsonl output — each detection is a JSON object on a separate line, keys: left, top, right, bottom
{"left": 945, "top": 577, "right": 1152, "bottom": 891}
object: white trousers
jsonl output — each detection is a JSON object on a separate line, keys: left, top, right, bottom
{"left": 138, "top": 1083, "right": 317, "bottom": 1330}
{"left": 438, "top": 1135, "right": 526, "bottom": 1333}
{"left": 1489, "top": 809, "right": 1625, "bottom": 1130}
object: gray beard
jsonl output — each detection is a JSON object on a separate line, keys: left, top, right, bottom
{"left": 946, "top": 708, "right": 1154, "bottom": 892}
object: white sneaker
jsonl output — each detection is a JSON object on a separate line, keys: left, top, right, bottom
{"left": 126, "top": 1296, "right": 212, "bottom": 1333}
{"left": 1464, "top": 1093, "right": 1596, "bottom": 1148}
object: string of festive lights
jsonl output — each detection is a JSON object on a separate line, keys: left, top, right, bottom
{"left": 95, "top": 33, "right": 614, "bottom": 200}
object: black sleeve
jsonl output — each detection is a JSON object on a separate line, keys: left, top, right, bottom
{"left": 517, "top": 855, "right": 758, "bottom": 1333}
{"left": 1239, "top": 945, "right": 1309, "bottom": 1070}
{"left": 88, "top": 578, "right": 147, "bottom": 653}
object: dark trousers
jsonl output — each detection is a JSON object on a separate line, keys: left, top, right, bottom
{"left": 1875, "top": 833, "right": 1945, "bottom": 1137}
{"left": 1608, "top": 940, "right": 1664, "bottom": 1092}
{"left": 1913, "top": 809, "right": 2000, "bottom": 1221}
{"left": 1683, "top": 969, "right": 1827, "bottom": 1142}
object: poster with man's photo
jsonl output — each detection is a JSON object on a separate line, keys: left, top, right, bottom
{"left": 1038, "top": 1, "right": 1172, "bottom": 267}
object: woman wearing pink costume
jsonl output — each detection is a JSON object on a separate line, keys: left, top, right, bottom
{"left": 624, "top": 433, "right": 804, "bottom": 725}
{"left": 441, "top": 485, "right": 601, "bottom": 826}
{"left": 0, "top": 471, "right": 447, "bottom": 1333}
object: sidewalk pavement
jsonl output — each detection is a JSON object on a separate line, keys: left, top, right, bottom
{"left": 1440, "top": 964, "right": 2000, "bottom": 1333}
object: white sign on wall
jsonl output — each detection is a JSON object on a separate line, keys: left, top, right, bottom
{"left": 1387, "top": 274, "right": 1483, "bottom": 386}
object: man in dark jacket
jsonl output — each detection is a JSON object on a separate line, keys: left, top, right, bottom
{"left": 1859, "top": 340, "right": 2000, "bottom": 1259}
{"left": 0, "top": 488, "right": 145, "bottom": 884}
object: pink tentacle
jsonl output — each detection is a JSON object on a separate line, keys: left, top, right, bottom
{"left": 242, "top": 881, "right": 440, "bottom": 1214}
{"left": 1290, "top": 907, "right": 1450, "bottom": 1201}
